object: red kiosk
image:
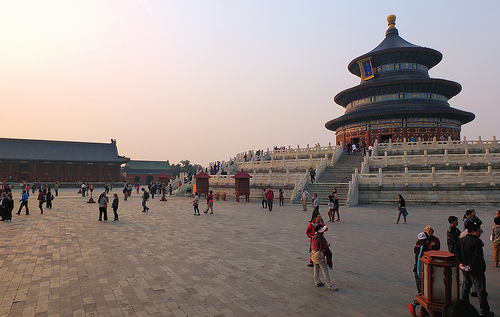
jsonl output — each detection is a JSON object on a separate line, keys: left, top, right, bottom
{"left": 232, "top": 170, "right": 252, "bottom": 202}
{"left": 194, "top": 171, "right": 210, "bottom": 198}
{"left": 157, "top": 172, "right": 170, "bottom": 201}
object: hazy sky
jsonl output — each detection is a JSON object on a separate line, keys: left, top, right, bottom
{"left": 1, "top": 1, "right": 498, "bottom": 166}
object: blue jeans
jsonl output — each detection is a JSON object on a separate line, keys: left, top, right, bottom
{"left": 142, "top": 200, "right": 149, "bottom": 212}
{"left": 462, "top": 272, "right": 490, "bottom": 314}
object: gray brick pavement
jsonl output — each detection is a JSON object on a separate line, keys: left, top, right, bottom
{"left": 0, "top": 189, "right": 499, "bottom": 316}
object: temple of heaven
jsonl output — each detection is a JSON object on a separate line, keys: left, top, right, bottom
{"left": 325, "top": 15, "right": 475, "bottom": 147}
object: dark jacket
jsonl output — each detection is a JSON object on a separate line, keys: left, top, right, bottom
{"left": 456, "top": 234, "right": 486, "bottom": 276}
{"left": 447, "top": 226, "right": 461, "bottom": 254}
{"left": 112, "top": 197, "right": 119, "bottom": 209}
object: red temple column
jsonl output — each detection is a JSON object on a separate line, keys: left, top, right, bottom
{"left": 98, "top": 165, "right": 102, "bottom": 182}
{"left": 78, "top": 164, "right": 82, "bottom": 181}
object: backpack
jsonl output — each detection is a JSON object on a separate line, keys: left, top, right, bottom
{"left": 144, "top": 192, "right": 149, "bottom": 200}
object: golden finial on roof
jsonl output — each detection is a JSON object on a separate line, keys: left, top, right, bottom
{"left": 387, "top": 14, "right": 396, "bottom": 29}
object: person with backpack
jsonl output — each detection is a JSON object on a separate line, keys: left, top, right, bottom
{"left": 141, "top": 188, "right": 150, "bottom": 212}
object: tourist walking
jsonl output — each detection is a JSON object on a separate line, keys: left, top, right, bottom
{"left": 447, "top": 216, "right": 461, "bottom": 254}
{"left": 396, "top": 194, "right": 407, "bottom": 223}
{"left": 204, "top": 190, "right": 213, "bottom": 214}
{"left": 409, "top": 232, "right": 430, "bottom": 316}
{"left": 54, "top": 184, "right": 58, "bottom": 196}
{"left": 333, "top": 194, "right": 340, "bottom": 221}
{"left": 309, "top": 168, "right": 316, "bottom": 183}
{"left": 17, "top": 190, "right": 29, "bottom": 215}
{"left": 456, "top": 223, "right": 494, "bottom": 317}
{"left": 191, "top": 192, "right": 200, "bottom": 216}
{"left": 492, "top": 217, "right": 500, "bottom": 267}
{"left": 310, "top": 214, "right": 337, "bottom": 291}
{"left": 81, "top": 183, "right": 86, "bottom": 197}
{"left": 98, "top": 192, "right": 109, "bottom": 222}
{"left": 141, "top": 188, "right": 150, "bottom": 212}
{"left": 46, "top": 188, "right": 54, "bottom": 209}
{"left": 111, "top": 193, "right": 119, "bottom": 221}
{"left": 312, "top": 194, "right": 319, "bottom": 214}
{"left": 37, "top": 190, "right": 44, "bottom": 214}
{"left": 261, "top": 189, "right": 267, "bottom": 209}
{"left": 266, "top": 188, "right": 274, "bottom": 212}
{"left": 327, "top": 195, "right": 334, "bottom": 222}
{"left": 123, "top": 185, "right": 128, "bottom": 200}
{"left": 279, "top": 188, "right": 284, "bottom": 206}
{"left": 301, "top": 188, "right": 309, "bottom": 211}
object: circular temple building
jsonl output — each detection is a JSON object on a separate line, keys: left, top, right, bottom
{"left": 325, "top": 15, "right": 475, "bottom": 147}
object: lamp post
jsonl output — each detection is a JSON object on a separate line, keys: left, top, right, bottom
{"left": 416, "top": 251, "right": 460, "bottom": 316}
{"left": 87, "top": 183, "right": 96, "bottom": 203}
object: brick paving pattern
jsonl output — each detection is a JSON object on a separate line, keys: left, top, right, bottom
{"left": 0, "top": 188, "right": 499, "bottom": 316}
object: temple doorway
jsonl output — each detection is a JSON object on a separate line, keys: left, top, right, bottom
{"left": 134, "top": 176, "right": 140, "bottom": 184}
{"left": 146, "top": 175, "right": 154, "bottom": 185}
{"left": 351, "top": 138, "right": 360, "bottom": 147}
{"left": 381, "top": 135, "right": 392, "bottom": 143}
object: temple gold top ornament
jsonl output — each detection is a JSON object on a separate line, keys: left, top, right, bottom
{"left": 387, "top": 14, "right": 396, "bottom": 29}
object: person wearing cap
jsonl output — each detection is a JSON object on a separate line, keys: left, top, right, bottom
{"left": 2, "top": 192, "right": 14, "bottom": 222}
{"left": 409, "top": 232, "right": 430, "bottom": 316}
{"left": 456, "top": 223, "right": 494, "bottom": 317}
{"left": 310, "top": 214, "right": 337, "bottom": 291}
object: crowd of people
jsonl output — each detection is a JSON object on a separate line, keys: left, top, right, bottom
{"left": 406, "top": 205, "right": 499, "bottom": 317}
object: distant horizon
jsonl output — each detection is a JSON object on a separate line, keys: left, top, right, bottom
{"left": 2, "top": 1, "right": 498, "bottom": 166}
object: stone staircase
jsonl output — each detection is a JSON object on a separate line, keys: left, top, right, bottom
{"left": 298, "top": 153, "right": 364, "bottom": 206}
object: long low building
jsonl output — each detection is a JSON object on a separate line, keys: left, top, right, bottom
{"left": 0, "top": 138, "right": 129, "bottom": 183}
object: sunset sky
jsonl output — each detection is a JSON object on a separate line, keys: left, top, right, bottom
{"left": 1, "top": 1, "right": 498, "bottom": 166}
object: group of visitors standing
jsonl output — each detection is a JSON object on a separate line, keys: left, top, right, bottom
{"left": 408, "top": 208, "right": 498, "bottom": 317}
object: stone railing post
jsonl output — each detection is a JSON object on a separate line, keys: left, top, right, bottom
{"left": 485, "top": 148, "right": 491, "bottom": 165}
{"left": 464, "top": 148, "right": 469, "bottom": 166}
{"left": 423, "top": 149, "right": 428, "bottom": 166}
{"left": 444, "top": 149, "right": 449, "bottom": 166}
{"left": 403, "top": 150, "right": 408, "bottom": 166}
{"left": 431, "top": 167, "right": 437, "bottom": 187}
{"left": 378, "top": 168, "right": 383, "bottom": 187}
{"left": 405, "top": 167, "right": 409, "bottom": 186}
{"left": 459, "top": 166, "right": 465, "bottom": 185}
{"left": 373, "top": 140, "right": 379, "bottom": 156}
{"left": 384, "top": 151, "right": 388, "bottom": 167}
{"left": 269, "top": 170, "right": 272, "bottom": 185}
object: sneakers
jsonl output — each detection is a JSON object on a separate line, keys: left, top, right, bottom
{"left": 408, "top": 303, "right": 416, "bottom": 317}
{"left": 307, "top": 263, "right": 314, "bottom": 267}
{"left": 315, "top": 282, "right": 325, "bottom": 287}
{"left": 328, "top": 286, "right": 338, "bottom": 291}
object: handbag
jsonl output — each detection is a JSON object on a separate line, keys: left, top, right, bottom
{"left": 311, "top": 250, "right": 325, "bottom": 264}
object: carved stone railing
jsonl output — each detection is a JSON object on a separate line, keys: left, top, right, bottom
{"left": 357, "top": 166, "right": 500, "bottom": 186}
{"left": 369, "top": 149, "right": 500, "bottom": 168}
{"left": 374, "top": 136, "right": 500, "bottom": 155}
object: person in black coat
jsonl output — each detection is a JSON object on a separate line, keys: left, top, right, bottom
{"left": 455, "top": 223, "right": 494, "bottom": 317}
{"left": 2, "top": 193, "right": 14, "bottom": 222}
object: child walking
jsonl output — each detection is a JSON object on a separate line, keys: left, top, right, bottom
{"left": 191, "top": 192, "right": 200, "bottom": 216}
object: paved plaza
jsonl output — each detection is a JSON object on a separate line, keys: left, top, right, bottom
{"left": 1, "top": 189, "right": 499, "bottom": 317}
